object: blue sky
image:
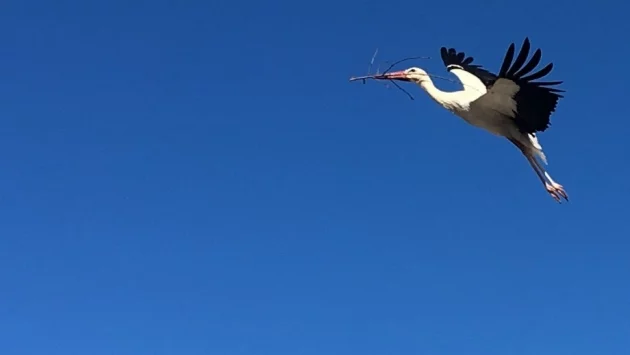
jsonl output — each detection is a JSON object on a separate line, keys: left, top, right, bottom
{"left": 1, "top": 1, "right": 629, "bottom": 354}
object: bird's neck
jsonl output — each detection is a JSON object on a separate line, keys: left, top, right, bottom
{"left": 419, "top": 79, "right": 466, "bottom": 112}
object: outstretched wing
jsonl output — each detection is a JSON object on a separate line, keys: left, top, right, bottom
{"left": 440, "top": 47, "right": 498, "bottom": 87}
{"left": 488, "top": 37, "right": 565, "bottom": 133}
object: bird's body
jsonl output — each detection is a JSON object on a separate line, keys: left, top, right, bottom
{"left": 380, "top": 38, "right": 568, "bottom": 202}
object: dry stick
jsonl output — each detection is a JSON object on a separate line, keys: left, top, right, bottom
{"left": 349, "top": 74, "right": 385, "bottom": 82}
{"left": 352, "top": 48, "right": 383, "bottom": 83}
{"left": 350, "top": 54, "right": 432, "bottom": 99}
{"left": 349, "top": 73, "right": 415, "bottom": 99}
{"left": 349, "top": 56, "right": 431, "bottom": 82}
{"left": 350, "top": 49, "right": 407, "bottom": 99}
{"left": 389, "top": 79, "right": 415, "bottom": 100}
{"left": 362, "top": 48, "right": 379, "bottom": 84}
{"left": 349, "top": 74, "right": 415, "bottom": 99}
{"left": 380, "top": 56, "right": 430, "bottom": 75}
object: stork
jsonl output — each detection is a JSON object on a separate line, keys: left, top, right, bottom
{"left": 379, "top": 38, "right": 568, "bottom": 202}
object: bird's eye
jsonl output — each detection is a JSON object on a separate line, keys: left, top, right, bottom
{"left": 409, "top": 69, "right": 416, "bottom": 73}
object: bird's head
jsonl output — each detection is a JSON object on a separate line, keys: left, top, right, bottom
{"left": 382, "top": 67, "right": 429, "bottom": 84}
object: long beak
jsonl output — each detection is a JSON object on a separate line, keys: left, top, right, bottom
{"left": 379, "top": 70, "right": 410, "bottom": 82}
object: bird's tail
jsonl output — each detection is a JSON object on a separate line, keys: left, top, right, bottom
{"left": 527, "top": 133, "right": 547, "bottom": 165}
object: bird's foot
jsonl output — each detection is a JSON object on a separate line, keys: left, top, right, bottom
{"left": 546, "top": 182, "right": 569, "bottom": 203}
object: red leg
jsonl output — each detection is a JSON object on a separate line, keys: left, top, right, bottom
{"left": 509, "top": 138, "right": 568, "bottom": 203}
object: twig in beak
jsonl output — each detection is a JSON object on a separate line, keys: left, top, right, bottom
{"left": 350, "top": 54, "right": 430, "bottom": 81}
{"left": 366, "top": 48, "right": 378, "bottom": 83}
{"left": 349, "top": 52, "right": 430, "bottom": 100}
{"left": 389, "top": 80, "right": 414, "bottom": 100}
{"left": 348, "top": 74, "right": 414, "bottom": 99}
{"left": 349, "top": 74, "right": 386, "bottom": 82}
{"left": 381, "top": 56, "right": 430, "bottom": 75}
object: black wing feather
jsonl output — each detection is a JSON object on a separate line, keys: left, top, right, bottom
{"left": 520, "top": 63, "right": 554, "bottom": 82}
{"left": 498, "top": 43, "right": 515, "bottom": 76}
{"left": 440, "top": 46, "right": 498, "bottom": 87}
{"left": 506, "top": 38, "right": 530, "bottom": 77}
{"left": 491, "top": 37, "right": 565, "bottom": 134}
{"left": 514, "top": 49, "right": 541, "bottom": 78}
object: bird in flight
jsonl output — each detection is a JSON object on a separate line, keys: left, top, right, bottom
{"left": 376, "top": 38, "right": 568, "bottom": 203}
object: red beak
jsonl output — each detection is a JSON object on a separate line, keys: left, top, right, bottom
{"left": 379, "top": 70, "right": 410, "bottom": 82}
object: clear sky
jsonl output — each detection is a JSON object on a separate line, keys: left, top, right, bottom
{"left": 1, "top": 1, "right": 628, "bottom": 354}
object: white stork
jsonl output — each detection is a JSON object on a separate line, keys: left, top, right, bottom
{"left": 380, "top": 38, "right": 568, "bottom": 202}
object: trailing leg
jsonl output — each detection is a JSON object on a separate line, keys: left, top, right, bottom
{"left": 508, "top": 138, "right": 568, "bottom": 203}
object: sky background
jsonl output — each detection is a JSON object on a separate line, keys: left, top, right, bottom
{"left": 1, "top": 1, "right": 629, "bottom": 354}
